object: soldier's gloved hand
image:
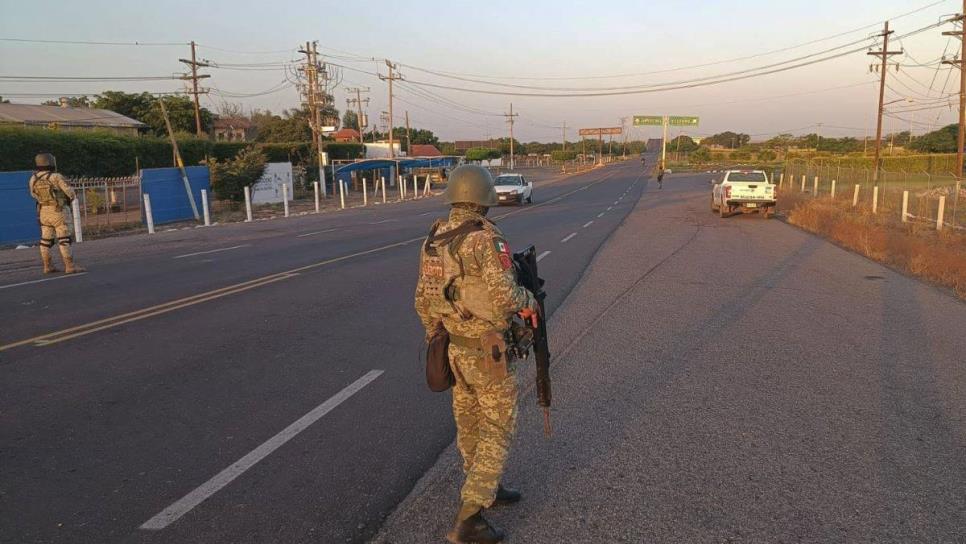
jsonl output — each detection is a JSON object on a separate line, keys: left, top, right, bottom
{"left": 518, "top": 308, "right": 539, "bottom": 328}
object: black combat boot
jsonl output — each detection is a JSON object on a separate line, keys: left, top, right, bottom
{"left": 446, "top": 509, "right": 505, "bottom": 544}
{"left": 491, "top": 485, "right": 521, "bottom": 507}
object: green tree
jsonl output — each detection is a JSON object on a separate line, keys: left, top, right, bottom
{"left": 252, "top": 108, "right": 312, "bottom": 143}
{"left": 465, "top": 147, "right": 501, "bottom": 161}
{"left": 690, "top": 147, "right": 711, "bottom": 163}
{"left": 90, "top": 91, "right": 212, "bottom": 136}
{"left": 342, "top": 110, "right": 360, "bottom": 131}
{"left": 670, "top": 135, "right": 699, "bottom": 153}
{"left": 42, "top": 96, "right": 91, "bottom": 108}
{"left": 207, "top": 146, "right": 268, "bottom": 201}
{"left": 757, "top": 149, "right": 777, "bottom": 161}
{"left": 908, "top": 123, "right": 958, "bottom": 153}
{"left": 705, "top": 131, "right": 750, "bottom": 149}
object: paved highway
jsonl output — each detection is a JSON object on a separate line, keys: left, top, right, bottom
{"left": 0, "top": 159, "right": 650, "bottom": 543}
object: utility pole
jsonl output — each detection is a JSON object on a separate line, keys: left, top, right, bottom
{"left": 869, "top": 21, "right": 902, "bottom": 186}
{"left": 345, "top": 87, "right": 370, "bottom": 144}
{"left": 179, "top": 41, "right": 210, "bottom": 137}
{"left": 943, "top": 6, "right": 966, "bottom": 218}
{"left": 299, "top": 41, "right": 327, "bottom": 197}
{"left": 661, "top": 115, "right": 669, "bottom": 169}
{"left": 405, "top": 110, "right": 412, "bottom": 155}
{"left": 619, "top": 116, "right": 628, "bottom": 157}
{"left": 504, "top": 103, "right": 519, "bottom": 170}
{"left": 379, "top": 60, "right": 402, "bottom": 159}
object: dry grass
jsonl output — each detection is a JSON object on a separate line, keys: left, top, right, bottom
{"left": 780, "top": 192, "right": 966, "bottom": 299}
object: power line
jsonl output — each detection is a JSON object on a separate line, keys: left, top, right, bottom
{"left": 0, "top": 37, "right": 185, "bottom": 46}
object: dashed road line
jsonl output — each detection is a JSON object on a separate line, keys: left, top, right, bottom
{"left": 597, "top": 212, "right": 605, "bottom": 218}
{"left": 560, "top": 232, "right": 577, "bottom": 243}
{"left": 582, "top": 221, "right": 594, "bottom": 228}
{"left": 139, "top": 370, "right": 384, "bottom": 530}
{"left": 0, "top": 272, "right": 88, "bottom": 290}
{"left": 371, "top": 219, "right": 397, "bottom": 224}
{"left": 536, "top": 250, "right": 551, "bottom": 262}
{"left": 297, "top": 228, "right": 338, "bottom": 238}
{"left": 173, "top": 245, "right": 249, "bottom": 260}
{"left": 607, "top": 206, "right": 613, "bottom": 211}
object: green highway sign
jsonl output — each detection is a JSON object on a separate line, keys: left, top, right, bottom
{"left": 669, "top": 116, "right": 700, "bottom": 127}
{"left": 633, "top": 115, "right": 663, "bottom": 126}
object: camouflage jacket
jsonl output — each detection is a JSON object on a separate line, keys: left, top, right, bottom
{"left": 415, "top": 207, "right": 535, "bottom": 340}
{"left": 28, "top": 172, "right": 75, "bottom": 209}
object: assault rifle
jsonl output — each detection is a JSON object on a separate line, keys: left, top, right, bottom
{"left": 512, "top": 245, "right": 552, "bottom": 436}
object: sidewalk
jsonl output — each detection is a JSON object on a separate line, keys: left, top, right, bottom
{"left": 371, "top": 178, "right": 966, "bottom": 542}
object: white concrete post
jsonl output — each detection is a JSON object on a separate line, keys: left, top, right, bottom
{"left": 381, "top": 176, "right": 387, "bottom": 204}
{"left": 143, "top": 193, "right": 155, "bottom": 234}
{"left": 313, "top": 181, "right": 320, "bottom": 213}
{"left": 852, "top": 185, "right": 860, "bottom": 207}
{"left": 800, "top": 175, "right": 806, "bottom": 193}
{"left": 423, "top": 175, "right": 431, "bottom": 196}
{"left": 201, "top": 189, "right": 211, "bottom": 226}
{"left": 399, "top": 174, "right": 405, "bottom": 200}
{"left": 282, "top": 183, "right": 290, "bottom": 217}
{"left": 244, "top": 186, "right": 253, "bottom": 222}
{"left": 872, "top": 186, "right": 879, "bottom": 214}
{"left": 779, "top": 172, "right": 784, "bottom": 188}
{"left": 812, "top": 176, "right": 819, "bottom": 196}
{"left": 937, "top": 196, "right": 946, "bottom": 230}
{"left": 412, "top": 175, "right": 418, "bottom": 200}
{"left": 363, "top": 178, "right": 368, "bottom": 206}
{"left": 339, "top": 179, "right": 346, "bottom": 210}
{"left": 901, "top": 191, "right": 909, "bottom": 222}
{"left": 830, "top": 180, "right": 836, "bottom": 199}
{"left": 71, "top": 199, "right": 83, "bottom": 243}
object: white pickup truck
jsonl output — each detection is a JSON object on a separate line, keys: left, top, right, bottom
{"left": 711, "top": 170, "right": 776, "bottom": 218}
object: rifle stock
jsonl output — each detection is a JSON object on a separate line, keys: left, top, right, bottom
{"left": 512, "top": 245, "right": 552, "bottom": 436}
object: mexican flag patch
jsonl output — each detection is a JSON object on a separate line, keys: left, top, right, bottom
{"left": 495, "top": 238, "right": 512, "bottom": 269}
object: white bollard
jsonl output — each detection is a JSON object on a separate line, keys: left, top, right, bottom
{"left": 71, "top": 198, "right": 83, "bottom": 243}
{"left": 244, "top": 185, "right": 253, "bottom": 222}
{"left": 872, "top": 186, "right": 879, "bottom": 214}
{"left": 339, "top": 179, "right": 346, "bottom": 210}
{"left": 801, "top": 175, "right": 806, "bottom": 193}
{"left": 937, "top": 196, "right": 946, "bottom": 230}
{"left": 399, "top": 174, "right": 405, "bottom": 200}
{"left": 423, "top": 175, "right": 431, "bottom": 196}
{"left": 830, "top": 179, "right": 836, "bottom": 199}
{"left": 901, "top": 190, "right": 909, "bottom": 222}
{"left": 314, "top": 181, "right": 320, "bottom": 213}
{"left": 853, "top": 184, "right": 860, "bottom": 207}
{"left": 779, "top": 172, "right": 784, "bottom": 188}
{"left": 363, "top": 178, "right": 368, "bottom": 206}
{"left": 143, "top": 193, "right": 155, "bottom": 234}
{"left": 201, "top": 189, "right": 211, "bottom": 226}
{"left": 412, "top": 175, "right": 418, "bottom": 200}
{"left": 381, "top": 176, "right": 387, "bottom": 204}
{"left": 812, "top": 176, "right": 819, "bottom": 196}
{"left": 282, "top": 183, "right": 290, "bottom": 217}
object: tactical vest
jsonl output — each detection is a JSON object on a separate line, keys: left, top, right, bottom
{"left": 31, "top": 172, "right": 58, "bottom": 206}
{"left": 419, "top": 219, "right": 504, "bottom": 325}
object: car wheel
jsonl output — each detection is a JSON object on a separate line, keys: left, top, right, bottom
{"left": 710, "top": 196, "right": 717, "bottom": 213}
{"left": 762, "top": 207, "right": 772, "bottom": 219}
{"left": 526, "top": 195, "right": 532, "bottom": 204}
{"left": 719, "top": 202, "right": 728, "bottom": 218}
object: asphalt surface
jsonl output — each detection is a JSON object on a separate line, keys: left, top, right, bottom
{"left": 375, "top": 169, "right": 966, "bottom": 542}
{"left": 0, "top": 159, "right": 650, "bottom": 544}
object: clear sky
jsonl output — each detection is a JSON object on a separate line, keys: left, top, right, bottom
{"left": 0, "top": 0, "right": 960, "bottom": 142}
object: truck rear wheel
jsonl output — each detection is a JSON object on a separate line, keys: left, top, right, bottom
{"left": 719, "top": 202, "right": 728, "bottom": 218}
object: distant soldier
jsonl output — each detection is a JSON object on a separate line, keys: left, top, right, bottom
{"left": 414, "top": 165, "right": 537, "bottom": 543}
{"left": 28, "top": 153, "right": 83, "bottom": 274}
{"left": 656, "top": 160, "right": 665, "bottom": 189}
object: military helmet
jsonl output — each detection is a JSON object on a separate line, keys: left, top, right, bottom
{"left": 444, "top": 165, "right": 497, "bottom": 207}
{"left": 35, "top": 153, "right": 56, "bottom": 169}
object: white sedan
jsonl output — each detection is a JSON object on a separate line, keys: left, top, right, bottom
{"left": 493, "top": 174, "right": 533, "bottom": 205}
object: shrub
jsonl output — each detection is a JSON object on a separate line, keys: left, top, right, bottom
{"left": 551, "top": 150, "right": 577, "bottom": 161}
{"left": 208, "top": 146, "right": 268, "bottom": 202}
{"left": 465, "top": 147, "right": 501, "bottom": 161}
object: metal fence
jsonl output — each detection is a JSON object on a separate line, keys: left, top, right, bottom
{"left": 781, "top": 160, "right": 964, "bottom": 230}
{"left": 68, "top": 175, "right": 142, "bottom": 233}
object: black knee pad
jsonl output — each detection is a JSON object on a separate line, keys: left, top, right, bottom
{"left": 57, "top": 236, "right": 72, "bottom": 246}
{"left": 39, "top": 238, "right": 55, "bottom": 248}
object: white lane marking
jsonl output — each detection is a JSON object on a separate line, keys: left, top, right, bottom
{"left": 582, "top": 221, "right": 594, "bottom": 228}
{"left": 173, "top": 245, "right": 249, "bottom": 260}
{"left": 371, "top": 219, "right": 397, "bottom": 224}
{"left": 536, "top": 250, "right": 551, "bottom": 262}
{"left": 606, "top": 206, "right": 613, "bottom": 211}
{"left": 613, "top": 200, "right": 619, "bottom": 205}
{"left": 140, "top": 370, "right": 384, "bottom": 530}
{"left": 0, "top": 272, "right": 88, "bottom": 290}
{"left": 418, "top": 211, "right": 436, "bottom": 216}
{"left": 597, "top": 212, "right": 605, "bottom": 218}
{"left": 297, "top": 228, "right": 337, "bottom": 238}
{"left": 560, "top": 232, "right": 577, "bottom": 243}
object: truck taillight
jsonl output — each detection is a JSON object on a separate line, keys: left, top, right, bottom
{"left": 724, "top": 186, "right": 732, "bottom": 199}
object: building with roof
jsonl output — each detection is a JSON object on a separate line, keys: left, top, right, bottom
{"left": 409, "top": 144, "right": 442, "bottom": 157}
{"left": 332, "top": 128, "right": 360, "bottom": 142}
{"left": 212, "top": 117, "right": 253, "bottom": 142}
{"left": 0, "top": 102, "right": 146, "bottom": 136}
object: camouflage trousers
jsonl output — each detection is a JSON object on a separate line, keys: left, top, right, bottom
{"left": 38, "top": 206, "right": 73, "bottom": 266}
{"left": 449, "top": 343, "right": 518, "bottom": 519}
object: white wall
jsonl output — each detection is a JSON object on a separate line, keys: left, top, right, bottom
{"left": 251, "top": 162, "right": 294, "bottom": 204}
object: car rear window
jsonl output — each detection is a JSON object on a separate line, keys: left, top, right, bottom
{"left": 495, "top": 176, "right": 523, "bottom": 186}
{"left": 726, "top": 172, "right": 767, "bottom": 182}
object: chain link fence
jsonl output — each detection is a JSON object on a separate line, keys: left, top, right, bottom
{"left": 68, "top": 175, "right": 142, "bottom": 235}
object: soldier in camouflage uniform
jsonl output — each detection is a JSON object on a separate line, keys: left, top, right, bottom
{"left": 414, "top": 165, "right": 537, "bottom": 544}
{"left": 28, "top": 153, "right": 83, "bottom": 274}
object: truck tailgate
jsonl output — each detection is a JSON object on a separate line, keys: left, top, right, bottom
{"left": 727, "top": 182, "right": 774, "bottom": 201}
